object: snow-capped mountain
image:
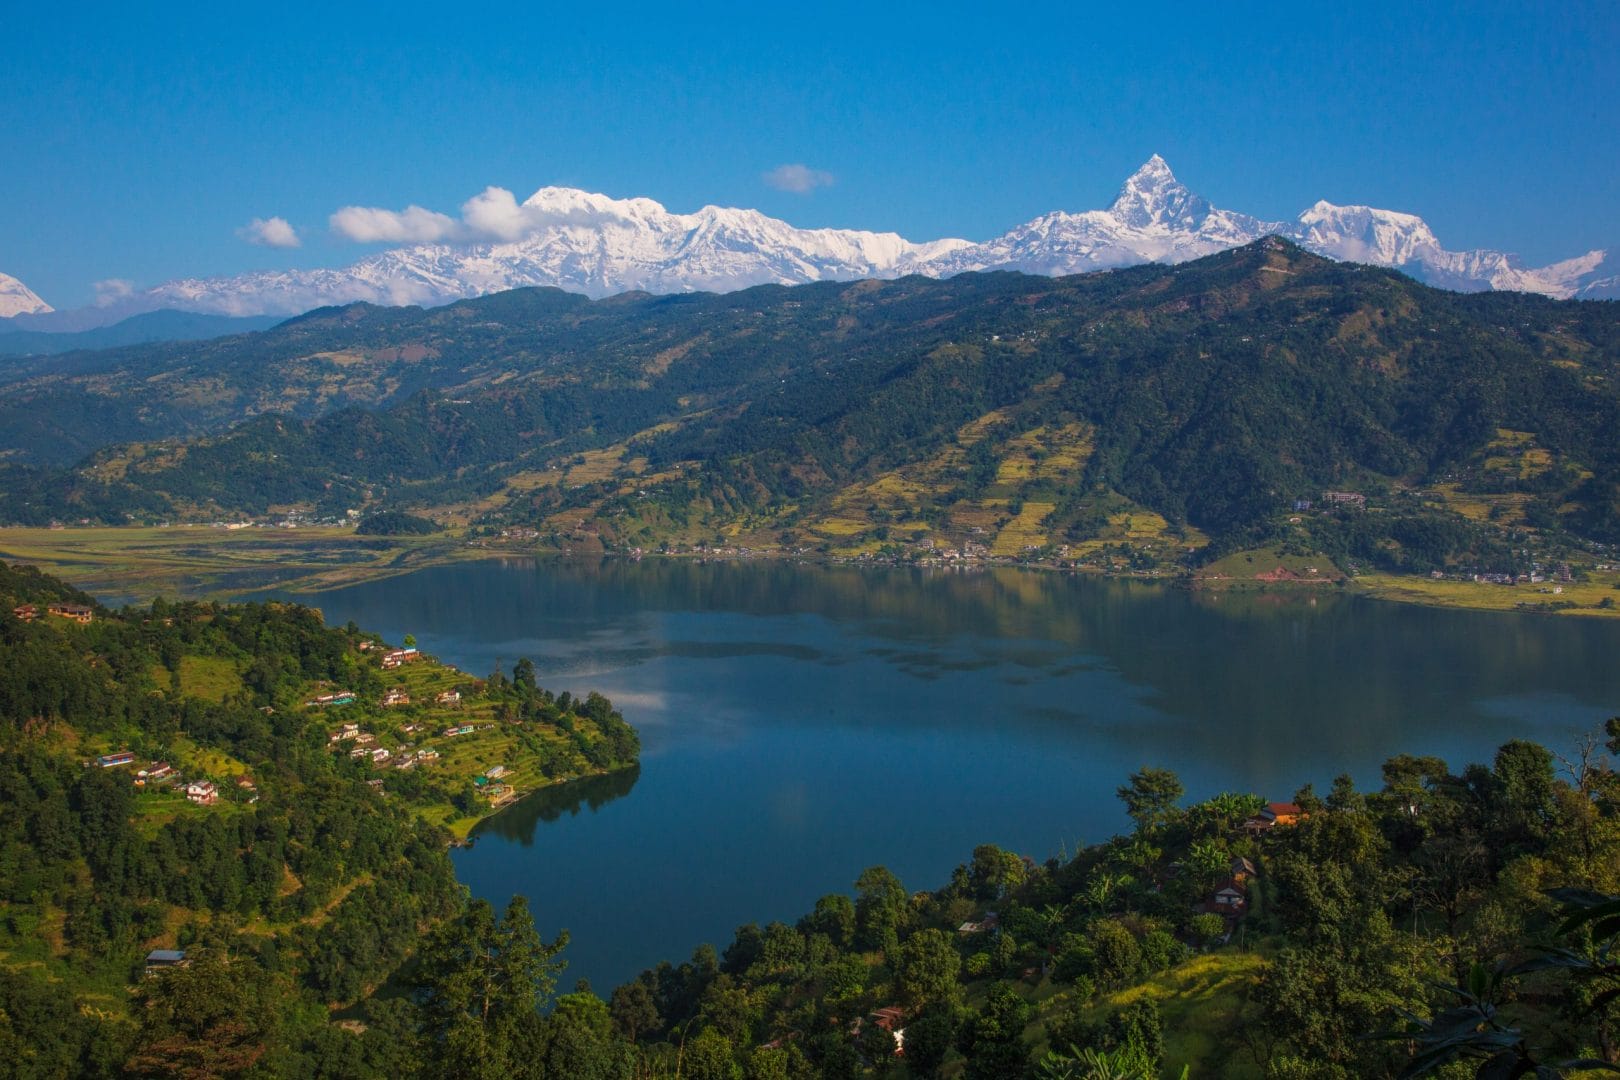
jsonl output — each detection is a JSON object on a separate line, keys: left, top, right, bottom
{"left": 119, "top": 191, "right": 971, "bottom": 318}
{"left": 0, "top": 272, "right": 52, "bottom": 318}
{"left": 921, "top": 155, "right": 1289, "bottom": 276}
{"left": 15, "top": 158, "right": 1612, "bottom": 327}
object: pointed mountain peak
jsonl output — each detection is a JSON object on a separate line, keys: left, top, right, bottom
{"left": 1108, "top": 155, "right": 1211, "bottom": 229}
{"left": 1108, "top": 156, "right": 1211, "bottom": 229}
{"left": 1135, "top": 153, "right": 1173, "bottom": 177}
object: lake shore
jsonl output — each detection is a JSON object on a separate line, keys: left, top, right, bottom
{"left": 3, "top": 523, "right": 1617, "bottom": 619}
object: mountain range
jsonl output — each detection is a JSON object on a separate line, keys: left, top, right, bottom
{"left": 3, "top": 158, "right": 1612, "bottom": 329}
{"left": 3, "top": 240, "right": 1617, "bottom": 580}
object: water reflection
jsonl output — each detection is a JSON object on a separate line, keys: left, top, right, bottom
{"left": 291, "top": 557, "right": 1620, "bottom": 993}
{"left": 472, "top": 767, "right": 641, "bottom": 846}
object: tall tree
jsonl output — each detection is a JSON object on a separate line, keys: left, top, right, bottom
{"left": 1115, "top": 768, "right": 1183, "bottom": 834}
{"left": 416, "top": 897, "right": 568, "bottom": 1080}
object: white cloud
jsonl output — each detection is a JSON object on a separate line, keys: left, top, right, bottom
{"left": 763, "top": 163, "right": 834, "bottom": 194}
{"left": 460, "top": 186, "right": 530, "bottom": 241}
{"left": 237, "top": 216, "right": 301, "bottom": 248}
{"left": 329, "top": 186, "right": 624, "bottom": 246}
{"left": 328, "top": 203, "right": 460, "bottom": 243}
{"left": 93, "top": 279, "right": 136, "bottom": 307}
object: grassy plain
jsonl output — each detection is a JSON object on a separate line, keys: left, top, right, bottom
{"left": 0, "top": 525, "right": 480, "bottom": 601}
{"left": 1352, "top": 571, "right": 1620, "bottom": 616}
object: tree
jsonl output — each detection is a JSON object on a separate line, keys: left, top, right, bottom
{"left": 415, "top": 897, "right": 568, "bottom": 1080}
{"left": 608, "top": 979, "right": 660, "bottom": 1042}
{"left": 904, "top": 1003, "right": 959, "bottom": 1079}
{"left": 125, "top": 949, "right": 278, "bottom": 1079}
{"left": 1088, "top": 920, "right": 1142, "bottom": 988}
{"left": 1116, "top": 768, "right": 1183, "bottom": 834}
{"left": 958, "top": 982, "right": 1032, "bottom": 1080}
{"left": 683, "top": 1026, "right": 742, "bottom": 1080}
{"left": 968, "top": 845, "right": 1027, "bottom": 900}
{"left": 897, "top": 928, "right": 962, "bottom": 1008}
{"left": 854, "top": 866, "right": 907, "bottom": 953}
{"left": 800, "top": 893, "right": 855, "bottom": 949}
{"left": 539, "top": 991, "right": 634, "bottom": 1080}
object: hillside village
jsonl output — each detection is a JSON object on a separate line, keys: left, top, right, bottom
{"left": 83, "top": 627, "right": 637, "bottom": 840}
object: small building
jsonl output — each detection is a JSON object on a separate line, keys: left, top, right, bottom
{"left": 1321, "top": 491, "right": 1367, "bottom": 511}
{"left": 144, "top": 949, "right": 189, "bottom": 975}
{"left": 186, "top": 781, "right": 218, "bottom": 806}
{"left": 437, "top": 689, "right": 462, "bottom": 705}
{"left": 330, "top": 722, "right": 360, "bottom": 743}
{"left": 380, "top": 647, "right": 422, "bottom": 670}
{"left": 957, "top": 912, "right": 1000, "bottom": 936}
{"left": 305, "top": 692, "right": 356, "bottom": 707}
{"left": 97, "top": 751, "right": 136, "bottom": 769}
{"left": 870, "top": 1006, "right": 908, "bottom": 1055}
{"left": 1245, "top": 801, "right": 1308, "bottom": 835}
{"left": 353, "top": 732, "right": 378, "bottom": 748}
{"left": 12, "top": 603, "right": 38, "bottom": 621}
{"left": 1263, "top": 802, "right": 1306, "bottom": 827}
{"left": 484, "top": 764, "right": 508, "bottom": 780}
{"left": 135, "top": 762, "right": 174, "bottom": 786}
{"left": 381, "top": 688, "right": 411, "bottom": 707}
{"left": 370, "top": 747, "right": 391, "bottom": 763}
{"left": 47, "top": 602, "right": 94, "bottom": 624}
{"left": 1230, "top": 856, "right": 1258, "bottom": 883}
{"left": 442, "top": 724, "right": 475, "bottom": 738}
{"left": 416, "top": 748, "right": 441, "bottom": 762}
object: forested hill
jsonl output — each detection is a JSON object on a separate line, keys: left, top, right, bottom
{"left": 4, "top": 239, "right": 1620, "bottom": 572}
{"left": 0, "top": 560, "right": 639, "bottom": 1075}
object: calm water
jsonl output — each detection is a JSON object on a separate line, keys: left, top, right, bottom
{"left": 294, "top": 558, "right": 1620, "bottom": 994}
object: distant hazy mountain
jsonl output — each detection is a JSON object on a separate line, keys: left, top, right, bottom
{"left": 0, "top": 309, "right": 282, "bottom": 357}
{"left": 0, "top": 272, "right": 52, "bottom": 318}
{"left": 10, "top": 158, "right": 1612, "bottom": 328}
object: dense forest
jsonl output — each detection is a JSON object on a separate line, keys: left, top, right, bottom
{"left": 4, "top": 558, "right": 1620, "bottom": 1077}
{"left": 1, "top": 241, "right": 1617, "bottom": 579}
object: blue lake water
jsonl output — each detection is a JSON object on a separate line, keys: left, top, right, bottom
{"left": 294, "top": 558, "right": 1620, "bottom": 993}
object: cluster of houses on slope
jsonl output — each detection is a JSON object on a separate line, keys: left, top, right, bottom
{"left": 13, "top": 601, "right": 95, "bottom": 624}
{"left": 94, "top": 750, "right": 255, "bottom": 806}
{"left": 380, "top": 647, "right": 421, "bottom": 670}
{"left": 1196, "top": 801, "right": 1309, "bottom": 925}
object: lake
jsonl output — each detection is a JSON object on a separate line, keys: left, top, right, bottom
{"left": 293, "top": 558, "right": 1620, "bottom": 994}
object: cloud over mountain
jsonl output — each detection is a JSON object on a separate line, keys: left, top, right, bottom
{"left": 763, "top": 164, "right": 835, "bottom": 193}
{"left": 238, "top": 216, "right": 301, "bottom": 248}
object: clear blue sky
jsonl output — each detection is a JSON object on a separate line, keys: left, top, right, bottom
{"left": 3, "top": 1, "right": 1615, "bottom": 307}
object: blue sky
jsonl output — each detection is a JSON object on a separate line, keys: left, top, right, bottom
{"left": 3, "top": 1, "right": 1615, "bottom": 307}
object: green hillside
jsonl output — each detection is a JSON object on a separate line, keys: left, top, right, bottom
{"left": 4, "top": 240, "right": 1620, "bottom": 584}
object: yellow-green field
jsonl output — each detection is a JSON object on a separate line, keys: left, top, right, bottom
{"left": 1089, "top": 948, "right": 1270, "bottom": 1078}
{"left": 0, "top": 525, "right": 481, "bottom": 600}
{"left": 1353, "top": 571, "right": 1620, "bottom": 617}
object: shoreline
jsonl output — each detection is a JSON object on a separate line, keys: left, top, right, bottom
{"left": 2, "top": 523, "right": 1617, "bottom": 620}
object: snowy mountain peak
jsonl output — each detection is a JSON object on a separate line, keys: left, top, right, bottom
{"left": 1108, "top": 155, "right": 1213, "bottom": 229}
{"left": 17, "top": 159, "right": 1611, "bottom": 328}
{"left": 0, "top": 272, "right": 52, "bottom": 317}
